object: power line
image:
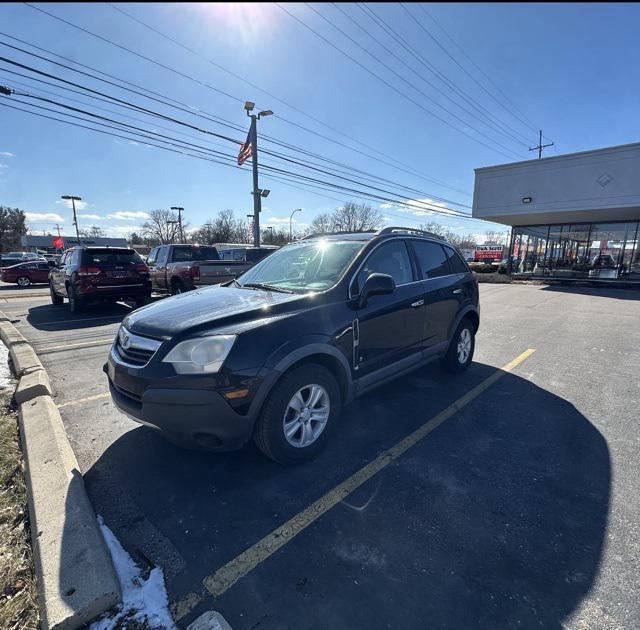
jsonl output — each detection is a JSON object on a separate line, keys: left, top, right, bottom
{"left": 21, "top": 3, "right": 467, "bottom": 192}
{"left": 0, "top": 46, "right": 473, "bottom": 208}
{"left": 330, "top": 2, "right": 530, "bottom": 150}
{"left": 1, "top": 94, "right": 484, "bottom": 223}
{"left": 305, "top": 2, "right": 526, "bottom": 157}
{"left": 275, "top": 3, "right": 521, "bottom": 161}
{"left": 358, "top": 3, "right": 535, "bottom": 148}
{"left": 417, "top": 4, "right": 541, "bottom": 135}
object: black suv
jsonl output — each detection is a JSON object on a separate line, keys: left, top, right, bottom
{"left": 50, "top": 246, "right": 151, "bottom": 313}
{"left": 105, "top": 228, "right": 479, "bottom": 464}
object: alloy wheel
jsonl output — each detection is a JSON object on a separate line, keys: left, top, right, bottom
{"left": 457, "top": 328, "right": 472, "bottom": 364}
{"left": 17, "top": 276, "right": 31, "bottom": 287}
{"left": 282, "top": 384, "right": 330, "bottom": 448}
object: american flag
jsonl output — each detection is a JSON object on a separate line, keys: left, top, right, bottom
{"left": 237, "top": 125, "right": 254, "bottom": 166}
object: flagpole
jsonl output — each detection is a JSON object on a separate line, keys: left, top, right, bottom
{"left": 243, "top": 102, "right": 273, "bottom": 248}
{"left": 250, "top": 115, "right": 260, "bottom": 247}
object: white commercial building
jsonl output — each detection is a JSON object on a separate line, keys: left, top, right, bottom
{"left": 472, "top": 142, "right": 640, "bottom": 281}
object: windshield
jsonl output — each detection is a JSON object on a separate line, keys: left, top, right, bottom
{"left": 237, "top": 240, "right": 365, "bottom": 293}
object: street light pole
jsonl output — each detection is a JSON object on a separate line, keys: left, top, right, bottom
{"left": 171, "top": 207, "right": 184, "bottom": 242}
{"left": 289, "top": 208, "right": 303, "bottom": 242}
{"left": 244, "top": 102, "right": 273, "bottom": 247}
{"left": 61, "top": 195, "right": 82, "bottom": 244}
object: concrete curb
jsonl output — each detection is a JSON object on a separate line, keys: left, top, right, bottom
{"left": 187, "top": 611, "right": 233, "bottom": 630}
{"left": 0, "top": 311, "right": 122, "bottom": 629}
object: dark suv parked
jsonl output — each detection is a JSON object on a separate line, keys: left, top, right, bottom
{"left": 50, "top": 246, "right": 151, "bottom": 313}
{"left": 105, "top": 228, "right": 479, "bottom": 464}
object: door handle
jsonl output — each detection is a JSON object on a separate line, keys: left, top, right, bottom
{"left": 452, "top": 289, "right": 463, "bottom": 294}
{"left": 411, "top": 299, "right": 424, "bottom": 308}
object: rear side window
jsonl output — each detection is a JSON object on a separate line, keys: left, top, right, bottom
{"left": 443, "top": 246, "right": 469, "bottom": 274}
{"left": 411, "top": 240, "right": 449, "bottom": 279}
{"left": 83, "top": 249, "right": 143, "bottom": 265}
{"left": 171, "top": 246, "right": 219, "bottom": 262}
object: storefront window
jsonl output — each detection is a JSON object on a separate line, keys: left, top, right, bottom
{"left": 510, "top": 220, "right": 640, "bottom": 281}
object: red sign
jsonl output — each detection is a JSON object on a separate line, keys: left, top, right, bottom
{"left": 475, "top": 245, "right": 504, "bottom": 261}
{"left": 53, "top": 236, "right": 64, "bottom": 250}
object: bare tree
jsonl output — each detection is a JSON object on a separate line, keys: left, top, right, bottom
{"left": 483, "top": 230, "right": 507, "bottom": 245}
{"left": 310, "top": 212, "right": 334, "bottom": 234}
{"left": 332, "top": 202, "right": 382, "bottom": 232}
{"left": 79, "top": 226, "right": 106, "bottom": 238}
{"left": 142, "top": 209, "right": 179, "bottom": 244}
{"left": 420, "top": 221, "right": 478, "bottom": 248}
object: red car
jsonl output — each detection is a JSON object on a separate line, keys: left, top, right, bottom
{"left": 1, "top": 261, "right": 51, "bottom": 287}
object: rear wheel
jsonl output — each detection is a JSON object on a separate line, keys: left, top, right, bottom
{"left": 441, "top": 318, "right": 475, "bottom": 374}
{"left": 17, "top": 276, "right": 31, "bottom": 287}
{"left": 50, "top": 282, "right": 63, "bottom": 306}
{"left": 170, "top": 279, "right": 185, "bottom": 295}
{"left": 254, "top": 364, "right": 340, "bottom": 464}
{"left": 68, "top": 285, "right": 83, "bottom": 314}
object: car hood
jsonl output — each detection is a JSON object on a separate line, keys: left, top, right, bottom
{"left": 123, "top": 285, "right": 308, "bottom": 338}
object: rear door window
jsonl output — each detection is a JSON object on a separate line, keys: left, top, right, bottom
{"left": 411, "top": 240, "right": 450, "bottom": 279}
{"left": 83, "top": 249, "right": 143, "bottom": 265}
{"left": 442, "top": 246, "right": 469, "bottom": 274}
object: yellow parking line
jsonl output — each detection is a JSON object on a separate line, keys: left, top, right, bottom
{"left": 56, "top": 392, "right": 111, "bottom": 409}
{"left": 37, "top": 338, "right": 114, "bottom": 353}
{"left": 172, "top": 348, "right": 537, "bottom": 621}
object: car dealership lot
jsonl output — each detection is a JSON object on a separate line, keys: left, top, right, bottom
{"left": 3, "top": 284, "right": 639, "bottom": 629}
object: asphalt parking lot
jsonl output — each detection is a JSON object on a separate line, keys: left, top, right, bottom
{"left": 2, "top": 282, "right": 639, "bottom": 629}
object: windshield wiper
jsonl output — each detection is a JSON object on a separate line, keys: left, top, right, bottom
{"left": 241, "top": 282, "right": 294, "bottom": 294}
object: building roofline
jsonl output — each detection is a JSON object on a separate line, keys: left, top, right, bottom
{"left": 474, "top": 140, "right": 640, "bottom": 173}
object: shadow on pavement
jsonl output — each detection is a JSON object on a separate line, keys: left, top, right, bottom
{"left": 540, "top": 283, "right": 640, "bottom": 300}
{"left": 82, "top": 361, "right": 610, "bottom": 629}
{"left": 25, "top": 302, "right": 132, "bottom": 331}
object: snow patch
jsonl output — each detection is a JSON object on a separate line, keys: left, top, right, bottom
{"left": 91, "top": 516, "right": 175, "bottom": 630}
{"left": 0, "top": 342, "right": 12, "bottom": 390}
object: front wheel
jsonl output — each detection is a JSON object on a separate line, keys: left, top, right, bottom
{"left": 17, "top": 276, "right": 32, "bottom": 287}
{"left": 254, "top": 364, "right": 341, "bottom": 464}
{"left": 50, "top": 282, "right": 63, "bottom": 305}
{"left": 441, "top": 319, "right": 475, "bottom": 374}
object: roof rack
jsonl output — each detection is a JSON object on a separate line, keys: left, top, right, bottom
{"left": 301, "top": 230, "right": 376, "bottom": 240}
{"left": 377, "top": 226, "right": 444, "bottom": 240}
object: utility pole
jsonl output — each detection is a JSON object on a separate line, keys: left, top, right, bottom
{"left": 529, "top": 130, "right": 554, "bottom": 159}
{"left": 167, "top": 220, "right": 179, "bottom": 244}
{"left": 243, "top": 102, "right": 273, "bottom": 247}
{"left": 54, "top": 224, "right": 63, "bottom": 238}
{"left": 289, "top": 208, "right": 303, "bottom": 242}
{"left": 171, "top": 207, "right": 184, "bottom": 242}
{"left": 61, "top": 195, "right": 82, "bottom": 244}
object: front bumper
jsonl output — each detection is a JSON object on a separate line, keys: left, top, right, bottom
{"left": 105, "top": 348, "right": 262, "bottom": 451}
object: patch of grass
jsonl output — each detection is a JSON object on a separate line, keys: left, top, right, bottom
{"left": 0, "top": 392, "right": 38, "bottom": 630}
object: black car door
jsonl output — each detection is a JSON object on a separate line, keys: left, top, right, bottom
{"left": 409, "top": 240, "right": 459, "bottom": 347}
{"left": 352, "top": 239, "right": 426, "bottom": 378}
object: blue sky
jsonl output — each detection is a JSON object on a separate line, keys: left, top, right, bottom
{"left": 1, "top": 2, "right": 639, "bottom": 243}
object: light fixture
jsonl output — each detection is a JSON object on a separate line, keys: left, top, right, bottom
{"left": 258, "top": 109, "right": 273, "bottom": 118}
{"left": 244, "top": 101, "right": 255, "bottom": 112}
{"left": 260, "top": 189, "right": 270, "bottom": 198}
{"left": 522, "top": 197, "right": 532, "bottom": 204}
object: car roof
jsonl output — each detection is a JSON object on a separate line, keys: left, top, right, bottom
{"left": 301, "top": 227, "right": 447, "bottom": 244}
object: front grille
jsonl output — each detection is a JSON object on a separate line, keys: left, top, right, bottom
{"left": 115, "top": 343, "right": 154, "bottom": 366}
{"left": 114, "top": 327, "right": 162, "bottom": 367}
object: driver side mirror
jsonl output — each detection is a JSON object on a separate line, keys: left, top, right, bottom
{"left": 356, "top": 272, "right": 395, "bottom": 308}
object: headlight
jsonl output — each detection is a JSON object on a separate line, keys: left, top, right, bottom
{"left": 162, "top": 335, "right": 236, "bottom": 374}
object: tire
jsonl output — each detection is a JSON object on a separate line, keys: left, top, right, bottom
{"left": 68, "top": 285, "right": 83, "bottom": 314}
{"left": 254, "top": 364, "right": 341, "bottom": 465}
{"left": 441, "top": 318, "right": 475, "bottom": 374}
{"left": 135, "top": 296, "right": 149, "bottom": 309}
{"left": 170, "top": 279, "right": 185, "bottom": 295}
{"left": 50, "top": 282, "right": 63, "bottom": 306}
{"left": 17, "top": 276, "right": 32, "bottom": 288}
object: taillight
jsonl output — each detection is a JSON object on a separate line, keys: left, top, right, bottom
{"left": 77, "top": 266, "right": 101, "bottom": 276}
{"left": 135, "top": 263, "right": 149, "bottom": 274}
{"left": 190, "top": 265, "right": 200, "bottom": 281}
